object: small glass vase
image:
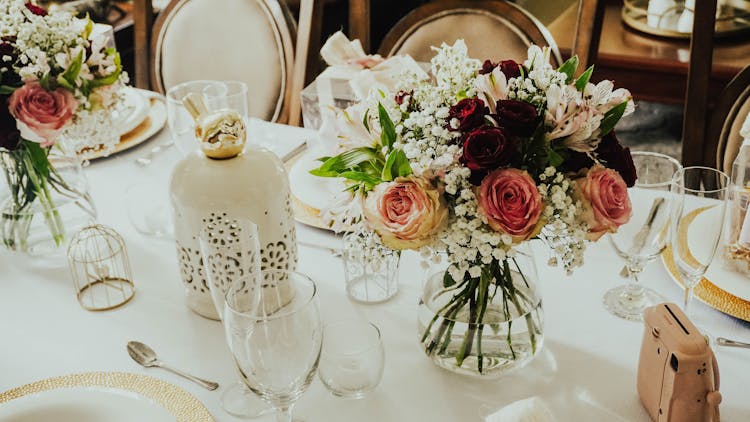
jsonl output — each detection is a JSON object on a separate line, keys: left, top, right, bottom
{"left": 418, "top": 246, "right": 544, "bottom": 378}
{"left": 342, "top": 233, "right": 400, "bottom": 303}
{"left": 1, "top": 142, "right": 96, "bottom": 259}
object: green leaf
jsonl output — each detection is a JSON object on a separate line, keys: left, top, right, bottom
{"left": 339, "top": 171, "right": 382, "bottom": 186}
{"left": 61, "top": 50, "right": 84, "bottom": 87}
{"left": 557, "top": 55, "right": 579, "bottom": 84}
{"left": 0, "top": 85, "right": 17, "bottom": 95}
{"left": 309, "top": 147, "right": 381, "bottom": 177}
{"left": 381, "top": 149, "right": 412, "bottom": 181}
{"left": 362, "top": 108, "right": 370, "bottom": 133}
{"left": 548, "top": 148, "right": 564, "bottom": 168}
{"left": 575, "top": 65, "right": 594, "bottom": 91}
{"left": 83, "top": 15, "right": 94, "bottom": 39}
{"left": 89, "top": 51, "right": 122, "bottom": 88}
{"left": 599, "top": 101, "right": 628, "bottom": 136}
{"left": 443, "top": 271, "right": 456, "bottom": 288}
{"left": 378, "top": 103, "right": 396, "bottom": 149}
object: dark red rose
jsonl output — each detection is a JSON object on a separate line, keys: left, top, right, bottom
{"left": 395, "top": 90, "right": 412, "bottom": 106}
{"left": 479, "top": 60, "right": 497, "bottom": 75}
{"left": 448, "top": 98, "right": 488, "bottom": 132}
{"left": 461, "top": 126, "right": 517, "bottom": 185}
{"left": 596, "top": 131, "right": 637, "bottom": 187}
{"left": 496, "top": 99, "right": 538, "bottom": 137}
{"left": 499, "top": 60, "right": 522, "bottom": 78}
{"left": 25, "top": 3, "right": 48, "bottom": 16}
{"left": 562, "top": 151, "right": 593, "bottom": 174}
{"left": 0, "top": 95, "right": 20, "bottom": 151}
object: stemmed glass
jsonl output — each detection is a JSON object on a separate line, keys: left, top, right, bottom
{"left": 199, "top": 217, "right": 270, "bottom": 418}
{"left": 604, "top": 151, "right": 682, "bottom": 321}
{"left": 670, "top": 166, "right": 730, "bottom": 325}
{"left": 224, "top": 269, "right": 323, "bottom": 422}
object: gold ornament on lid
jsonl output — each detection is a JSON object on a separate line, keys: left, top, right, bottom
{"left": 182, "top": 93, "right": 246, "bottom": 159}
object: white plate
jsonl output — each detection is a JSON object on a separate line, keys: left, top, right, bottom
{"left": 0, "top": 372, "right": 213, "bottom": 422}
{"left": 113, "top": 87, "right": 151, "bottom": 136}
{"left": 288, "top": 146, "right": 348, "bottom": 229}
{"left": 0, "top": 387, "right": 173, "bottom": 422}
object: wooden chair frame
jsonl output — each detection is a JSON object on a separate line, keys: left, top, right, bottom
{"left": 707, "top": 65, "right": 750, "bottom": 175}
{"left": 377, "top": 0, "right": 562, "bottom": 66}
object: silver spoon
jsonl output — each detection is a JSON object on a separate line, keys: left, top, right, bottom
{"left": 716, "top": 337, "right": 750, "bottom": 349}
{"left": 127, "top": 341, "right": 219, "bottom": 390}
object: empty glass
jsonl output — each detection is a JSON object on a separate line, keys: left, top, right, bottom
{"left": 224, "top": 270, "right": 322, "bottom": 422}
{"left": 199, "top": 217, "right": 269, "bottom": 418}
{"left": 318, "top": 319, "right": 385, "bottom": 399}
{"left": 603, "top": 152, "right": 681, "bottom": 321}
{"left": 342, "top": 233, "right": 400, "bottom": 303}
{"left": 670, "top": 167, "right": 730, "bottom": 323}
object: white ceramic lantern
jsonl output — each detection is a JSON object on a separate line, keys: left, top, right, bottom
{"left": 169, "top": 95, "right": 296, "bottom": 319}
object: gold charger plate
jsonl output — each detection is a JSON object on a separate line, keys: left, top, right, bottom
{"left": 661, "top": 206, "right": 750, "bottom": 322}
{"left": 0, "top": 371, "right": 213, "bottom": 422}
{"left": 80, "top": 94, "right": 167, "bottom": 161}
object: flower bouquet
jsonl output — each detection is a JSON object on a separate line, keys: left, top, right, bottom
{"left": 0, "top": 0, "right": 126, "bottom": 254}
{"left": 312, "top": 41, "right": 635, "bottom": 376}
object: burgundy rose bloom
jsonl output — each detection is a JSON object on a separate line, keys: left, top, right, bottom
{"left": 496, "top": 99, "right": 538, "bottom": 137}
{"left": 447, "top": 98, "right": 488, "bottom": 132}
{"left": 25, "top": 3, "right": 48, "bottom": 16}
{"left": 479, "top": 60, "right": 497, "bottom": 75}
{"left": 498, "top": 60, "right": 522, "bottom": 78}
{"left": 394, "top": 90, "right": 412, "bottom": 106}
{"left": 460, "top": 126, "right": 517, "bottom": 185}
{"left": 0, "top": 95, "right": 20, "bottom": 151}
{"left": 563, "top": 151, "right": 593, "bottom": 174}
{"left": 596, "top": 131, "right": 637, "bottom": 187}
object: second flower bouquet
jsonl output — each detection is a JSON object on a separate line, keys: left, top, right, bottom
{"left": 312, "top": 41, "right": 636, "bottom": 376}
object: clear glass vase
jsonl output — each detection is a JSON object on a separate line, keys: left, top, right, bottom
{"left": 342, "top": 233, "right": 400, "bottom": 303}
{"left": 1, "top": 142, "right": 96, "bottom": 259}
{"left": 417, "top": 246, "right": 544, "bottom": 378}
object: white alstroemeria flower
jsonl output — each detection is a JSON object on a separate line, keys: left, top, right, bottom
{"left": 545, "top": 84, "right": 584, "bottom": 139}
{"left": 741, "top": 111, "right": 750, "bottom": 139}
{"left": 584, "top": 80, "right": 635, "bottom": 116}
{"left": 326, "top": 101, "right": 379, "bottom": 152}
{"left": 524, "top": 45, "right": 552, "bottom": 72}
{"left": 473, "top": 67, "right": 508, "bottom": 113}
{"left": 320, "top": 190, "right": 364, "bottom": 233}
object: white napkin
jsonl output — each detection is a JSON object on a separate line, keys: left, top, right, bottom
{"left": 485, "top": 397, "right": 556, "bottom": 422}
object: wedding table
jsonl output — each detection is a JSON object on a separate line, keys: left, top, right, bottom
{"left": 1, "top": 119, "right": 749, "bottom": 421}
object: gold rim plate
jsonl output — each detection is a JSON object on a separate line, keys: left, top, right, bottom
{"left": 0, "top": 372, "right": 213, "bottom": 421}
{"left": 662, "top": 247, "right": 750, "bottom": 322}
{"left": 286, "top": 148, "right": 351, "bottom": 232}
{"left": 79, "top": 91, "right": 167, "bottom": 161}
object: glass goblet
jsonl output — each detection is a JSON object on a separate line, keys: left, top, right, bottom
{"left": 670, "top": 166, "right": 730, "bottom": 325}
{"left": 199, "top": 216, "right": 270, "bottom": 419}
{"left": 604, "top": 151, "right": 681, "bottom": 321}
{"left": 224, "top": 270, "right": 322, "bottom": 422}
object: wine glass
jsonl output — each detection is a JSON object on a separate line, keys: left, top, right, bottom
{"left": 670, "top": 166, "right": 730, "bottom": 325}
{"left": 199, "top": 216, "right": 270, "bottom": 418}
{"left": 604, "top": 151, "right": 682, "bottom": 321}
{"left": 224, "top": 269, "right": 322, "bottom": 422}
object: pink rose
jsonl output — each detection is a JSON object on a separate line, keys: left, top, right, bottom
{"left": 478, "top": 168, "right": 543, "bottom": 242}
{"left": 576, "top": 165, "right": 632, "bottom": 240}
{"left": 363, "top": 177, "right": 448, "bottom": 250}
{"left": 8, "top": 81, "right": 77, "bottom": 147}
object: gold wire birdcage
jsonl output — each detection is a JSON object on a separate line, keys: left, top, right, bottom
{"left": 67, "top": 224, "right": 135, "bottom": 311}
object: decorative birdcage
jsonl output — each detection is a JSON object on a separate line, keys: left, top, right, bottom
{"left": 67, "top": 224, "right": 135, "bottom": 311}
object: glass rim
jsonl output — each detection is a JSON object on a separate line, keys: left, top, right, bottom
{"left": 224, "top": 269, "right": 318, "bottom": 321}
{"left": 166, "top": 80, "right": 248, "bottom": 103}
{"left": 322, "top": 319, "right": 382, "bottom": 354}
{"left": 630, "top": 150, "right": 682, "bottom": 189}
{"left": 671, "top": 166, "right": 730, "bottom": 194}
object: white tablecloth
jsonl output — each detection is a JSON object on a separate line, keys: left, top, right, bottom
{"left": 2, "top": 121, "right": 749, "bottom": 421}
